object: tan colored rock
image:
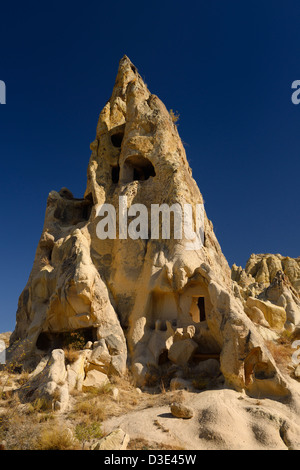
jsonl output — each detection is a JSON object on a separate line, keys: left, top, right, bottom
{"left": 244, "top": 304, "right": 271, "bottom": 328}
{"left": 246, "top": 297, "right": 286, "bottom": 332}
{"left": 86, "top": 339, "right": 111, "bottom": 374}
{"left": 7, "top": 56, "right": 295, "bottom": 402}
{"left": 66, "top": 350, "right": 88, "bottom": 391}
{"left": 82, "top": 369, "right": 109, "bottom": 391}
{"left": 111, "top": 387, "right": 119, "bottom": 400}
{"left": 18, "top": 349, "right": 69, "bottom": 411}
{"left": 168, "top": 338, "right": 198, "bottom": 366}
{"left": 232, "top": 254, "right": 300, "bottom": 328}
{"left": 92, "top": 429, "right": 130, "bottom": 450}
{"left": 170, "top": 402, "right": 194, "bottom": 419}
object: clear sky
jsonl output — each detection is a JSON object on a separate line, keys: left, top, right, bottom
{"left": 1, "top": 0, "right": 300, "bottom": 332}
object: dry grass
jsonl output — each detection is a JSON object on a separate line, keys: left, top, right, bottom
{"left": 169, "top": 109, "right": 180, "bottom": 125}
{"left": 63, "top": 347, "right": 80, "bottom": 365}
{"left": 68, "top": 370, "right": 185, "bottom": 432}
{"left": 16, "top": 371, "right": 30, "bottom": 386}
{"left": 72, "top": 397, "right": 107, "bottom": 422}
{"left": 74, "top": 421, "right": 103, "bottom": 447}
{"left": 266, "top": 331, "right": 299, "bottom": 376}
{"left": 0, "top": 390, "right": 77, "bottom": 450}
{"left": 0, "top": 365, "right": 190, "bottom": 450}
{"left": 34, "top": 423, "right": 76, "bottom": 450}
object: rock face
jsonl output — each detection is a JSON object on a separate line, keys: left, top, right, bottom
{"left": 232, "top": 254, "right": 300, "bottom": 330}
{"left": 92, "top": 429, "right": 130, "bottom": 450}
{"left": 7, "top": 56, "right": 298, "bottom": 401}
{"left": 19, "top": 349, "right": 70, "bottom": 412}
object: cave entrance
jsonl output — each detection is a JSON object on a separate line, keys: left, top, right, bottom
{"left": 198, "top": 297, "right": 206, "bottom": 322}
{"left": 123, "top": 155, "right": 156, "bottom": 183}
{"left": 189, "top": 296, "right": 206, "bottom": 323}
{"left": 36, "top": 327, "right": 97, "bottom": 352}
{"left": 111, "top": 165, "right": 120, "bottom": 184}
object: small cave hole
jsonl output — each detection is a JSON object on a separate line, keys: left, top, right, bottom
{"left": 124, "top": 155, "right": 156, "bottom": 182}
{"left": 158, "top": 349, "right": 169, "bottom": 365}
{"left": 111, "top": 165, "right": 120, "bottom": 184}
{"left": 111, "top": 132, "right": 124, "bottom": 148}
{"left": 36, "top": 332, "right": 52, "bottom": 352}
{"left": 36, "top": 327, "right": 97, "bottom": 352}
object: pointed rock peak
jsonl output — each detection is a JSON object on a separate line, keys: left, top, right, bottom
{"left": 110, "top": 55, "right": 145, "bottom": 103}
{"left": 118, "top": 55, "right": 138, "bottom": 74}
{"left": 115, "top": 55, "right": 137, "bottom": 83}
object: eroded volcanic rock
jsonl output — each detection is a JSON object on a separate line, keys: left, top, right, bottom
{"left": 7, "top": 56, "right": 298, "bottom": 401}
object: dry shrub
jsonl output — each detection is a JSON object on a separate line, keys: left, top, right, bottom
{"left": 84, "top": 382, "right": 113, "bottom": 396}
{"left": 63, "top": 347, "right": 80, "bottom": 365}
{"left": 144, "top": 363, "right": 175, "bottom": 390}
{"left": 110, "top": 369, "right": 135, "bottom": 390}
{"left": 75, "top": 421, "right": 103, "bottom": 445}
{"left": 169, "top": 109, "right": 180, "bottom": 124}
{"left": 0, "top": 393, "right": 60, "bottom": 450}
{"left": 73, "top": 398, "right": 106, "bottom": 422}
{"left": 0, "top": 406, "right": 41, "bottom": 449}
{"left": 17, "top": 371, "right": 30, "bottom": 386}
{"left": 34, "top": 423, "right": 75, "bottom": 450}
{"left": 59, "top": 331, "right": 87, "bottom": 351}
{"left": 266, "top": 335, "right": 296, "bottom": 375}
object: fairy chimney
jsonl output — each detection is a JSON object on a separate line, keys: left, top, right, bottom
{"left": 9, "top": 56, "right": 292, "bottom": 398}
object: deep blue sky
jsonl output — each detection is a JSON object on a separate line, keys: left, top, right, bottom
{"left": 1, "top": 1, "right": 300, "bottom": 332}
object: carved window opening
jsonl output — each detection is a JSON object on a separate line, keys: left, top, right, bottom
{"left": 123, "top": 155, "right": 156, "bottom": 182}
{"left": 111, "top": 132, "right": 124, "bottom": 148}
{"left": 111, "top": 165, "right": 120, "bottom": 184}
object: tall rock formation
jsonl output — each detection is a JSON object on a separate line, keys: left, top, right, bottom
{"left": 232, "top": 254, "right": 300, "bottom": 332}
{"left": 8, "top": 57, "right": 295, "bottom": 400}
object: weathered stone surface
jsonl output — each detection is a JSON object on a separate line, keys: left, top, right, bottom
{"left": 232, "top": 255, "right": 300, "bottom": 328}
{"left": 92, "top": 429, "right": 130, "bottom": 450}
{"left": 168, "top": 338, "right": 198, "bottom": 366}
{"left": 82, "top": 369, "right": 109, "bottom": 391}
{"left": 66, "top": 350, "right": 88, "bottom": 391}
{"left": 18, "top": 349, "right": 69, "bottom": 411}
{"left": 170, "top": 402, "right": 194, "bottom": 419}
{"left": 7, "top": 56, "right": 296, "bottom": 401}
{"left": 246, "top": 297, "right": 286, "bottom": 332}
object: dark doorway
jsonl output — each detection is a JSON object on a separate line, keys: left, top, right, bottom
{"left": 197, "top": 297, "right": 206, "bottom": 322}
{"left": 112, "top": 165, "right": 120, "bottom": 184}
